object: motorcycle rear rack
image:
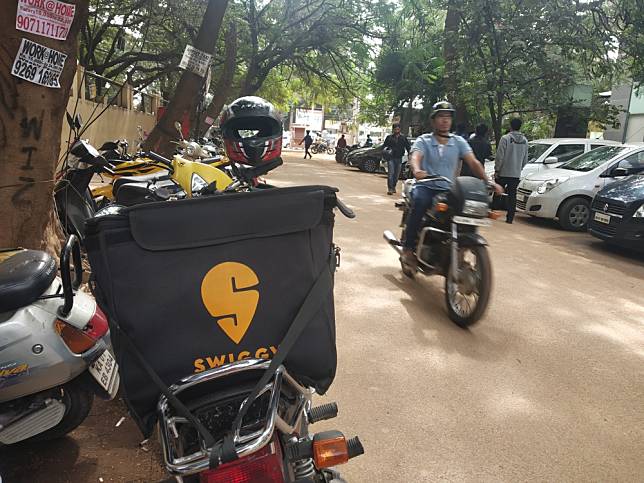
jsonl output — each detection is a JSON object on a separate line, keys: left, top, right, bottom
{"left": 157, "top": 358, "right": 310, "bottom": 476}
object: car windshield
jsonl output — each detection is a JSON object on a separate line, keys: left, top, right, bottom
{"left": 559, "top": 146, "right": 627, "bottom": 172}
{"left": 528, "top": 143, "right": 551, "bottom": 163}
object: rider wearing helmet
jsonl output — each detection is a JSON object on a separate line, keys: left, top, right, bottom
{"left": 400, "top": 101, "right": 503, "bottom": 276}
{"left": 220, "top": 96, "right": 283, "bottom": 165}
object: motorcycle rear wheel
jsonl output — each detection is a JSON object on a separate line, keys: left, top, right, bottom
{"left": 444, "top": 245, "right": 491, "bottom": 327}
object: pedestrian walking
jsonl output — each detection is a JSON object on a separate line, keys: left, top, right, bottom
{"left": 336, "top": 134, "right": 347, "bottom": 150}
{"left": 494, "top": 118, "right": 529, "bottom": 224}
{"left": 383, "top": 124, "right": 411, "bottom": 195}
{"left": 299, "top": 130, "right": 313, "bottom": 159}
{"left": 462, "top": 123, "right": 492, "bottom": 176}
{"left": 364, "top": 134, "right": 373, "bottom": 147}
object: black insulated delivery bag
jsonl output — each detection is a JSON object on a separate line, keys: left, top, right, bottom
{"left": 84, "top": 185, "right": 339, "bottom": 436}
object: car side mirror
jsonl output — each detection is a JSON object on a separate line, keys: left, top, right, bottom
{"left": 544, "top": 156, "right": 558, "bottom": 165}
{"left": 611, "top": 167, "right": 629, "bottom": 177}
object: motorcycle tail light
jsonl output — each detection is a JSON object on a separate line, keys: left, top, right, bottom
{"left": 312, "top": 432, "right": 349, "bottom": 468}
{"left": 54, "top": 319, "right": 98, "bottom": 354}
{"left": 84, "top": 305, "right": 109, "bottom": 340}
{"left": 54, "top": 306, "right": 108, "bottom": 354}
{"left": 199, "top": 437, "right": 284, "bottom": 483}
{"left": 436, "top": 202, "right": 449, "bottom": 212}
{"left": 488, "top": 210, "right": 502, "bottom": 220}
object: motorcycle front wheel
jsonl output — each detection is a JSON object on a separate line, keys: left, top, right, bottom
{"left": 444, "top": 245, "right": 491, "bottom": 327}
{"left": 327, "top": 147, "right": 335, "bottom": 155}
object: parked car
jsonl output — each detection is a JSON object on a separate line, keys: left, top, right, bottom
{"left": 520, "top": 138, "right": 619, "bottom": 179}
{"left": 516, "top": 143, "right": 644, "bottom": 230}
{"left": 589, "top": 171, "right": 644, "bottom": 250}
{"left": 346, "top": 143, "right": 385, "bottom": 173}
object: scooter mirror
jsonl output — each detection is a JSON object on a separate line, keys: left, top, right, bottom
{"left": 74, "top": 114, "right": 83, "bottom": 130}
{"left": 174, "top": 121, "right": 182, "bottom": 133}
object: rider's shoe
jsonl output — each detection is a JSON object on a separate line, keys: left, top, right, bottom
{"left": 400, "top": 249, "right": 417, "bottom": 278}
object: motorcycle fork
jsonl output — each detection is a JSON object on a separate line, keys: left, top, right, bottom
{"left": 449, "top": 223, "right": 461, "bottom": 282}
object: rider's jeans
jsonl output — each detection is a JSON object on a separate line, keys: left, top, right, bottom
{"left": 403, "top": 185, "right": 442, "bottom": 249}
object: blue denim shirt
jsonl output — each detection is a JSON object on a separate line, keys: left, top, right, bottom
{"left": 411, "top": 133, "right": 472, "bottom": 189}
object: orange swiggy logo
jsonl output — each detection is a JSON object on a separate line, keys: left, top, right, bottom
{"left": 200, "top": 262, "right": 260, "bottom": 344}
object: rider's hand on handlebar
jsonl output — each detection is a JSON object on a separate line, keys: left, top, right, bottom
{"left": 413, "top": 169, "right": 428, "bottom": 180}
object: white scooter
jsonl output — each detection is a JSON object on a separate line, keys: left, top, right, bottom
{"left": 0, "top": 236, "right": 119, "bottom": 445}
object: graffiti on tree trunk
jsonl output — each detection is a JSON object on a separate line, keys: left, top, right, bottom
{"left": 10, "top": 111, "right": 46, "bottom": 206}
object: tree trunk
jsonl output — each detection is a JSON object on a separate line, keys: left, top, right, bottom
{"left": 0, "top": 0, "right": 88, "bottom": 251}
{"left": 142, "top": 0, "right": 229, "bottom": 156}
{"left": 200, "top": 22, "right": 237, "bottom": 135}
{"left": 443, "top": 1, "right": 469, "bottom": 128}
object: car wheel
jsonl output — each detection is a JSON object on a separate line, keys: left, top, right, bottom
{"left": 558, "top": 197, "right": 591, "bottom": 231}
{"left": 361, "top": 158, "right": 379, "bottom": 173}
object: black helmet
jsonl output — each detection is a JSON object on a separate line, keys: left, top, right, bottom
{"left": 431, "top": 101, "right": 455, "bottom": 119}
{"left": 220, "top": 96, "right": 283, "bottom": 165}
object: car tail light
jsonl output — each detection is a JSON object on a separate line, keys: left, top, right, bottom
{"left": 199, "top": 437, "right": 284, "bottom": 483}
{"left": 54, "top": 306, "right": 109, "bottom": 354}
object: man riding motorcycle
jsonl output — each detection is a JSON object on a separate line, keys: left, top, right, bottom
{"left": 401, "top": 101, "right": 503, "bottom": 276}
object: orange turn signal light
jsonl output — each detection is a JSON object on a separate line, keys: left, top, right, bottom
{"left": 54, "top": 319, "right": 96, "bottom": 354}
{"left": 488, "top": 210, "right": 502, "bottom": 220}
{"left": 436, "top": 202, "right": 449, "bottom": 212}
{"left": 313, "top": 433, "right": 349, "bottom": 468}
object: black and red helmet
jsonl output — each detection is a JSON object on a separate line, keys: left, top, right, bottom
{"left": 220, "top": 96, "right": 283, "bottom": 166}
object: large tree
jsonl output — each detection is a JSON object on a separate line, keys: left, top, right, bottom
{"left": 0, "top": 0, "right": 89, "bottom": 250}
{"left": 442, "top": 0, "right": 615, "bottom": 144}
{"left": 142, "top": 0, "right": 229, "bottom": 156}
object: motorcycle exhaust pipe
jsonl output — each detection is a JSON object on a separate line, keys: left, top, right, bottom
{"left": 383, "top": 230, "right": 403, "bottom": 255}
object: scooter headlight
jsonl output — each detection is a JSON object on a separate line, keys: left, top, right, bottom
{"left": 191, "top": 173, "right": 209, "bottom": 194}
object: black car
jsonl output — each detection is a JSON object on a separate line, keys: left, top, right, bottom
{"left": 345, "top": 143, "right": 385, "bottom": 173}
{"left": 589, "top": 174, "right": 644, "bottom": 250}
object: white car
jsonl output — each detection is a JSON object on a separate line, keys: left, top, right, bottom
{"left": 521, "top": 138, "right": 619, "bottom": 179}
{"left": 516, "top": 143, "right": 644, "bottom": 230}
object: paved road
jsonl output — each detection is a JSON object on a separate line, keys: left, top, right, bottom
{"left": 2, "top": 153, "right": 643, "bottom": 482}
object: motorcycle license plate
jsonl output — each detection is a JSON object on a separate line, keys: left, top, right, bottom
{"left": 453, "top": 216, "right": 491, "bottom": 227}
{"left": 594, "top": 212, "right": 610, "bottom": 224}
{"left": 89, "top": 350, "right": 119, "bottom": 396}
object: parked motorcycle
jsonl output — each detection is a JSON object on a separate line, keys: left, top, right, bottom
{"left": 310, "top": 139, "right": 334, "bottom": 155}
{"left": 0, "top": 236, "right": 119, "bottom": 445}
{"left": 384, "top": 176, "right": 498, "bottom": 326}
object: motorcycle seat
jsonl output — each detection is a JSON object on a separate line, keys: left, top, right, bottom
{"left": 0, "top": 250, "right": 57, "bottom": 313}
{"left": 113, "top": 172, "right": 172, "bottom": 194}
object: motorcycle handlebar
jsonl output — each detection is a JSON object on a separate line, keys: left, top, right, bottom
{"left": 143, "top": 151, "right": 174, "bottom": 170}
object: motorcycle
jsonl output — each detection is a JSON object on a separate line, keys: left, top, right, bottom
{"left": 55, "top": 137, "right": 279, "bottom": 243}
{"left": 0, "top": 236, "right": 119, "bottom": 445}
{"left": 310, "top": 139, "right": 334, "bottom": 155}
{"left": 159, "top": 358, "right": 364, "bottom": 483}
{"left": 384, "top": 176, "right": 499, "bottom": 327}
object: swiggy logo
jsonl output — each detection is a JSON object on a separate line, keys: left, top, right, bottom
{"left": 201, "top": 262, "right": 260, "bottom": 344}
